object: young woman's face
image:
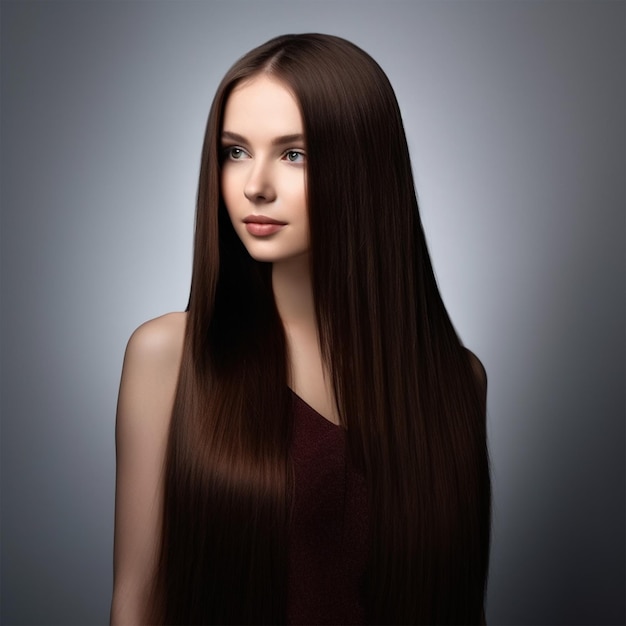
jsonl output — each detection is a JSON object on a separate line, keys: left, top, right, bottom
{"left": 220, "top": 74, "right": 308, "bottom": 264}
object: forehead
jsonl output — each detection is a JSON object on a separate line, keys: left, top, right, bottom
{"left": 222, "top": 75, "right": 303, "bottom": 135}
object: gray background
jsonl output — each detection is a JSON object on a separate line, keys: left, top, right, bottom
{"left": 1, "top": 1, "right": 624, "bottom": 624}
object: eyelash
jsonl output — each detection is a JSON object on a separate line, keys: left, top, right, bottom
{"left": 222, "top": 146, "right": 306, "bottom": 164}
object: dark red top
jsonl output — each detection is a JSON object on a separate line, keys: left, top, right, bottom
{"left": 287, "top": 392, "right": 370, "bottom": 625}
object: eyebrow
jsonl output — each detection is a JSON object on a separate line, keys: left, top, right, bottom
{"left": 221, "top": 130, "right": 305, "bottom": 146}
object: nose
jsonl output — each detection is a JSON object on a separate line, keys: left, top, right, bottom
{"left": 244, "top": 160, "right": 276, "bottom": 203}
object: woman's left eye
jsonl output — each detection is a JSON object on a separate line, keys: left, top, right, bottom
{"left": 284, "top": 150, "right": 305, "bottom": 164}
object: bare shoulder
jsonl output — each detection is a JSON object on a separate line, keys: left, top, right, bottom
{"left": 117, "top": 311, "right": 187, "bottom": 431}
{"left": 112, "top": 312, "right": 187, "bottom": 623}
{"left": 125, "top": 311, "right": 187, "bottom": 367}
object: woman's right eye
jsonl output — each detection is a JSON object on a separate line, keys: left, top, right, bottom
{"left": 224, "top": 146, "right": 247, "bottom": 160}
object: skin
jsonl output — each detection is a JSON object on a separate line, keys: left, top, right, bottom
{"left": 110, "top": 311, "right": 185, "bottom": 625}
{"left": 221, "top": 75, "right": 309, "bottom": 266}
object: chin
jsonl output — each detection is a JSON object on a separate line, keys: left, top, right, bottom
{"left": 243, "top": 247, "right": 309, "bottom": 266}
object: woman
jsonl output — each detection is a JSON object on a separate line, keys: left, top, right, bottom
{"left": 111, "top": 33, "right": 490, "bottom": 625}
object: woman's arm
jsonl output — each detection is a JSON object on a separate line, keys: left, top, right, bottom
{"left": 110, "top": 313, "right": 186, "bottom": 625}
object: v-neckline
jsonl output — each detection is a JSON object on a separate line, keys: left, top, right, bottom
{"left": 289, "top": 388, "right": 343, "bottom": 430}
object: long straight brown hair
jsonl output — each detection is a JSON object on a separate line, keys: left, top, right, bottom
{"left": 148, "top": 33, "right": 490, "bottom": 625}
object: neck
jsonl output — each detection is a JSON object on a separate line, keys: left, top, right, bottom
{"left": 271, "top": 254, "right": 315, "bottom": 328}
{"left": 272, "top": 254, "right": 338, "bottom": 423}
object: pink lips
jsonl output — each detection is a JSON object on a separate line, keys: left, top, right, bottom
{"left": 243, "top": 215, "right": 286, "bottom": 236}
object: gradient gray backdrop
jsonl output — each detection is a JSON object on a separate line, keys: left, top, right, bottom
{"left": 1, "top": 1, "right": 624, "bottom": 624}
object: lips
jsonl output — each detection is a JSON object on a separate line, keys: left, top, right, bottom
{"left": 243, "top": 215, "right": 286, "bottom": 225}
{"left": 243, "top": 215, "right": 286, "bottom": 236}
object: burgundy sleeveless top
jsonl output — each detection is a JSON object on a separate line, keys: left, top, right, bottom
{"left": 287, "top": 392, "right": 370, "bottom": 625}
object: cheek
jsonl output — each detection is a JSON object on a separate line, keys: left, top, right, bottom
{"left": 299, "top": 187, "right": 308, "bottom": 221}
{"left": 285, "top": 175, "right": 307, "bottom": 212}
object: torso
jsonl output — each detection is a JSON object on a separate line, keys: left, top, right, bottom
{"left": 137, "top": 311, "right": 366, "bottom": 622}
{"left": 287, "top": 391, "right": 369, "bottom": 625}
